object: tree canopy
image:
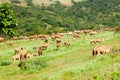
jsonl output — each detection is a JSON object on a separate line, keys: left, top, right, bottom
{"left": 0, "top": 3, "right": 17, "bottom": 36}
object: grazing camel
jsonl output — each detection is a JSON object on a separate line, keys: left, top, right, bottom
{"left": 38, "top": 47, "right": 42, "bottom": 56}
{"left": 92, "top": 45, "right": 111, "bottom": 57}
{"left": 44, "top": 37, "right": 48, "bottom": 43}
{"left": 12, "top": 37, "right": 18, "bottom": 40}
{"left": 14, "top": 46, "right": 20, "bottom": 54}
{"left": 73, "top": 33, "right": 80, "bottom": 39}
{"left": 41, "top": 43, "right": 49, "bottom": 50}
{"left": 64, "top": 40, "right": 70, "bottom": 48}
{"left": 12, "top": 54, "right": 20, "bottom": 62}
{"left": 90, "top": 38, "right": 104, "bottom": 44}
{"left": 12, "top": 47, "right": 27, "bottom": 62}
{"left": 0, "top": 37, "right": 4, "bottom": 42}
{"left": 33, "top": 47, "right": 42, "bottom": 56}
{"left": 20, "top": 48, "right": 27, "bottom": 61}
{"left": 20, "top": 48, "right": 27, "bottom": 54}
{"left": 89, "top": 31, "right": 97, "bottom": 36}
{"left": 56, "top": 43, "right": 61, "bottom": 50}
{"left": 51, "top": 35, "right": 56, "bottom": 41}
{"left": 83, "top": 30, "right": 91, "bottom": 35}
{"left": 56, "top": 38, "right": 61, "bottom": 50}
{"left": 56, "top": 38, "right": 61, "bottom": 44}
{"left": 67, "top": 32, "right": 73, "bottom": 36}
{"left": 55, "top": 35, "right": 61, "bottom": 39}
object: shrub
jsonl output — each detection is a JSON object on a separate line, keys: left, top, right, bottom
{"left": 18, "top": 57, "right": 48, "bottom": 72}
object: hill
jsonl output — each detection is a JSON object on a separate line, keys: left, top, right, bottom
{"left": 0, "top": 0, "right": 120, "bottom": 36}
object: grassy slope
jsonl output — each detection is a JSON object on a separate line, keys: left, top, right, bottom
{"left": 0, "top": 31, "right": 120, "bottom": 80}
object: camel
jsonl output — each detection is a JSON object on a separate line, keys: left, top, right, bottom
{"left": 38, "top": 47, "right": 42, "bottom": 56}
{"left": 64, "top": 40, "right": 70, "bottom": 48}
{"left": 0, "top": 37, "right": 4, "bottom": 42}
{"left": 92, "top": 45, "right": 111, "bottom": 57}
{"left": 12, "top": 54, "right": 20, "bottom": 62}
{"left": 33, "top": 47, "right": 42, "bottom": 56}
{"left": 90, "top": 38, "right": 104, "bottom": 44}
{"left": 41, "top": 43, "right": 49, "bottom": 50}
{"left": 14, "top": 46, "right": 20, "bottom": 54}
{"left": 44, "top": 37, "right": 48, "bottom": 43}
{"left": 73, "top": 33, "right": 80, "bottom": 39}
{"left": 56, "top": 43, "right": 61, "bottom": 50}
{"left": 20, "top": 48, "right": 27, "bottom": 61}
{"left": 56, "top": 38, "right": 61, "bottom": 44}
{"left": 89, "top": 31, "right": 97, "bottom": 36}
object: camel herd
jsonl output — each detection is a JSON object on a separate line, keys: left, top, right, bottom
{"left": 0, "top": 28, "right": 119, "bottom": 64}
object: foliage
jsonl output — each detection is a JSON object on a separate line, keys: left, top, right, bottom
{"left": 18, "top": 57, "right": 48, "bottom": 72}
{"left": 1, "top": 0, "right": 120, "bottom": 36}
{"left": 0, "top": 3, "right": 17, "bottom": 36}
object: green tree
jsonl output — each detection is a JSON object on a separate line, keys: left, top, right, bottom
{"left": 0, "top": 3, "right": 17, "bottom": 36}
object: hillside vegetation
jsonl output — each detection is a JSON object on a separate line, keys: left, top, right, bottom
{"left": 0, "top": 0, "right": 119, "bottom": 36}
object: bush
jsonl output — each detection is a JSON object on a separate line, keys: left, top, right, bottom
{"left": 18, "top": 57, "right": 48, "bottom": 72}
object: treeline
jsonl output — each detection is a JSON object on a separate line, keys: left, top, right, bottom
{"left": 9, "top": 0, "right": 120, "bottom": 36}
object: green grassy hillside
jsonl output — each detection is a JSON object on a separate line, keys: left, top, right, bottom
{"left": 0, "top": 31, "right": 120, "bottom": 80}
{"left": 0, "top": 0, "right": 120, "bottom": 36}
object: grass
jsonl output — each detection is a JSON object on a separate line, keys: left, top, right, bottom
{"left": 0, "top": 31, "right": 120, "bottom": 80}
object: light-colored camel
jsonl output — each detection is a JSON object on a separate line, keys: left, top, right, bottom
{"left": 92, "top": 45, "right": 111, "bottom": 57}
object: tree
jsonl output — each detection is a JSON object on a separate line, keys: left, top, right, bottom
{"left": 0, "top": 3, "right": 17, "bottom": 36}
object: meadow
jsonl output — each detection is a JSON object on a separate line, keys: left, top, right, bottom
{"left": 0, "top": 31, "right": 120, "bottom": 80}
